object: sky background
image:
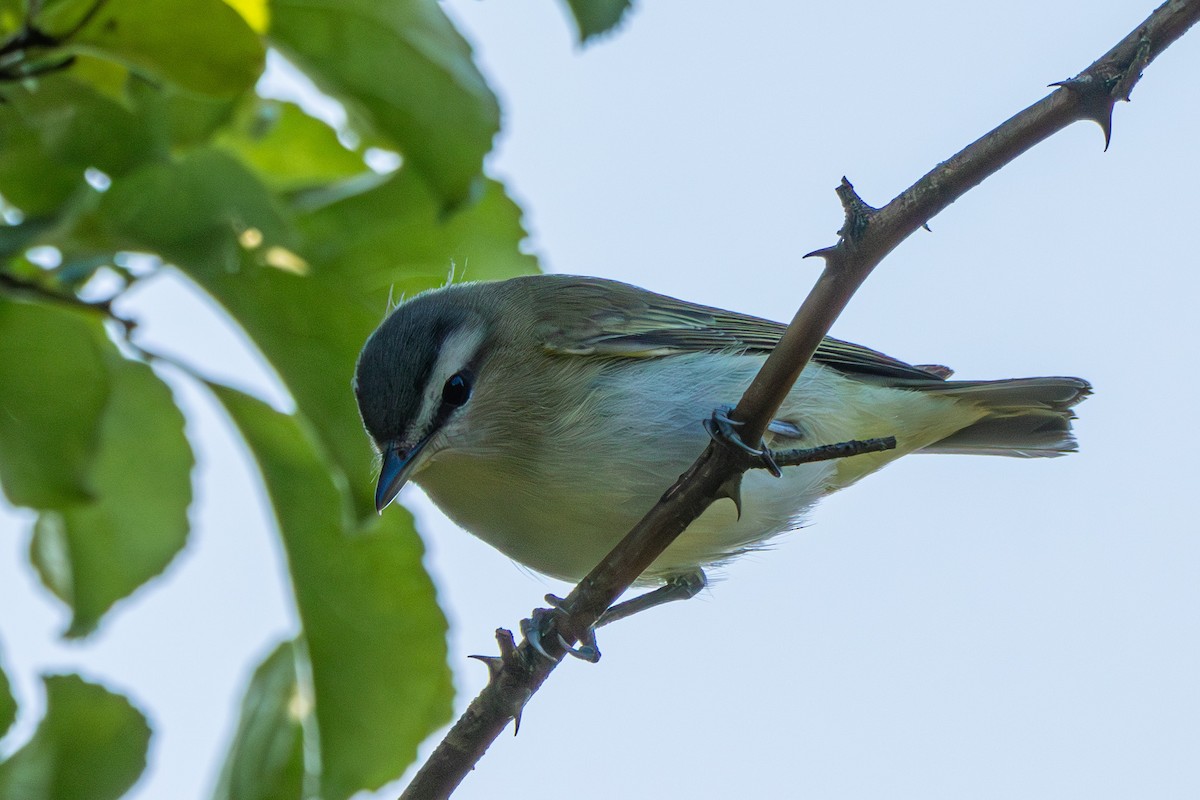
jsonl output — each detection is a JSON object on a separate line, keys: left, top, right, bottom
{"left": 2, "top": 1, "right": 1199, "bottom": 798}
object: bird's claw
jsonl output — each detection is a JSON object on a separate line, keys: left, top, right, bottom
{"left": 521, "top": 596, "right": 601, "bottom": 663}
{"left": 705, "top": 405, "right": 783, "bottom": 477}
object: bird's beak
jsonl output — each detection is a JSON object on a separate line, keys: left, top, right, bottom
{"left": 374, "top": 436, "right": 432, "bottom": 513}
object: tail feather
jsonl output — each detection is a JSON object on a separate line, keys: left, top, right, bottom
{"left": 915, "top": 376, "right": 1091, "bottom": 457}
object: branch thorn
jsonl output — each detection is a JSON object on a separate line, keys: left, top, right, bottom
{"left": 467, "top": 654, "right": 504, "bottom": 681}
{"left": 716, "top": 475, "right": 744, "bottom": 519}
{"left": 802, "top": 244, "right": 839, "bottom": 261}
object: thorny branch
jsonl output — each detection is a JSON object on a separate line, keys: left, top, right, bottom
{"left": 400, "top": 2, "right": 1200, "bottom": 798}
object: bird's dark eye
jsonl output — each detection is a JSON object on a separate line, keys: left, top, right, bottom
{"left": 441, "top": 372, "right": 472, "bottom": 407}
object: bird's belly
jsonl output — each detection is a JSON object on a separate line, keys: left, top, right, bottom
{"left": 415, "top": 442, "right": 834, "bottom": 584}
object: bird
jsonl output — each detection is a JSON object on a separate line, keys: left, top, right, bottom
{"left": 354, "top": 273, "right": 1089, "bottom": 615}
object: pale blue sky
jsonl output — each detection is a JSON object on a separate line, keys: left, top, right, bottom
{"left": 2, "top": 2, "right": 1198, "bottom": 799}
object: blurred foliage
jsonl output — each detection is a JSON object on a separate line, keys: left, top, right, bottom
{"left": 0, "top": 652, "right": 13, "bottom": 741}
{"left": 0, "top": 674, "right": 150, "bottom": 800}
{"left": 563, "top": 0, "right": 634, "bottom": 43}
{"left": 0, "top": 0, "right": 629, "bottom": 797}
{"left": 212, "top": 641, "right": 305, "bottom": 800}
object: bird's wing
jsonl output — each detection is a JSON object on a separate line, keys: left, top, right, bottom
{"left": 531, "top": 276, "right": 946, "bottom": 382}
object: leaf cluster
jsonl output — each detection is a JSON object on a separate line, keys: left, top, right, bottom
{"left": 0, "top": 0, "right": 624, "bottom": 797}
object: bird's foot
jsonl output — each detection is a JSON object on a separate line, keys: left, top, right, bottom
{"left": 520, "top": 596, "right": 601, "bottom": 663}
{"left": 596, "top": 571, "right": 707, "bottom": 628}
{"left": 704, "top": 405, "right": 782, "bottom": 477}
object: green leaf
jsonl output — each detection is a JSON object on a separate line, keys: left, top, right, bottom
{"left": 122, "top": 76, "right": 242, "bottom": 151}
{"left": 210, "top": 384, "right": 451, "bottom": 800}
{"left": 0, "top": 674, "right": 150, "bottom": 800}
{"left": 0, "top": 218, "right": 59, "bottom": 261}
{"left": 297, "top": 168, "right": 539, "bottom": 294}
{"left": 0, "top": 297, "right": 109, "bottom": 509}
{"left": 42, "top": 0, "right": 265, "bottom": 96}
{"left": 215, "top": 99, "right": 367, "bottom": 192}
{"left": 0, "top": 104, "right": 86, "bottom": 216}
{"left": 212, "top": 641, "right": 305, "bottom": 800}
{"left": 0, "top": 647, "right": 15, "bottom": 741}
{"left": 562, "top": 0, "right": 633, "bottom": 42}
{"left": 99, "top": 147, "right": 295, "bottom": 272}
{"left": 0, "top": 2, "right": 23, "bottom": 37}
{"left": 269, "top": 0, "right": 499, "bottom": 210}
{"left": 2, "top": 74, "right": 164, "bottom": 178}
{"left": 31, "top": 354, "right": 193, "bottom": 637}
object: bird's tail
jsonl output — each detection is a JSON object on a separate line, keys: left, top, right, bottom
{"left": 915, "top": 377, "right": 1092, "bottom": 457}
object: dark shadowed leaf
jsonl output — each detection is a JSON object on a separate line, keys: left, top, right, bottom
{"left": 40, "top": 0, "right": 264, "bottom": 96}
{"left": 0, "top": 674, "right": 150, "bottom": 800}
{"left": 270, "top": 0, "right": 498, "bottom": 210}
{"left": 2, "top": 74, "right": 164, "bottom": 178}
{"left": 0, "top": 649, "right": 14, "bottom": 740}
{"left": 212, "top": 640, "right": 305, "bottom": 800}
{"left": 210, "top": 384, "right": 450, "bottom": 800}
{"left": 31, "top": 354, "right": 193, "bottom": 637}
{"left": 0, "top": 104, "right": 86, "bottom": 216}
{"left": 0, "top": 298, "right": 108, "bottom": 508}
{"left": 562, "top": 0, "right": 633, "bottom": 42}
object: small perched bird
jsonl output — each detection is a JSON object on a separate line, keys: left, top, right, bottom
{"left": 355, "top": 274, "right": 1089, "bottom": 596}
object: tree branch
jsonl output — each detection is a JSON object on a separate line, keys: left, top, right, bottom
{"left": 0, "top": 271, "right": 136, "bottom": 335}
{"left": 400, "top": 2, "right": 1200, "bottom": 797}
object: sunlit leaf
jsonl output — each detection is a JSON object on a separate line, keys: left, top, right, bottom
{"left": 210, "top": 384, "right": 451, "bottom": 800}
{"left": 0, "top": 1, "right": 23, "bottom": 37}
{"left": 270, "top": 0, "right": 498, "bottom": 210}
{"left": 223, "top": 0, "right": 268, "bottom": 33}
{"left": 30, "top": 354, "right": 193, "bottom": 637}
{"left": 562, "top": 0, "right": 634, "bottom": 43}
{"left": 41, "top": 0, "right": 264, "bottom": 96}
{"left": 0, "top": 297, "right": 108, "bottom": 509}
{"left": 297, "top": 168, "right": 538, "bottom": 295}
{"left": 215, "top": 99, "right": 367, "bottom": 192}
{"left": 0, "top": 674, "right": 150, "bottom": 800}
{"left": 112, "top": 76, "right": 241, "bottom": 151}
{"left": 62, "top": 54, "right": 130, "bottom": 101}
{"left": 212, "top": 640, "right": 305, "bottom": 800}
